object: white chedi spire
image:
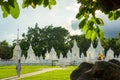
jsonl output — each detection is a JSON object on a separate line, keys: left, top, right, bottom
{"left": 49, "top": 47, "right": 57, "bottom": 60}
{"left": 72, "top": 40, "right": 80, "bottom": 59}
{"left": 45, "top": 51, "right": 50, "bottom": 60}
{"left": 26, "top": 44, "right": 36, "bottom": 63}
{"left": 86, "top": 43, "right": 97, "bottom": 60}
{"left": 60, "top": 53, "right": 63, "bottom": 59}
{"left": 67, "top": 50, "right": 72, "bottom": 59}
{"left": 106, "top": 48, "right": 114, "bottom": 60}
{"left": 81, "top": 53, "right": 85, "bottom": 58}
{"left": 96, "top": 39, "right": 104, "bottom": 55}
{"left": 21, "top": 55, "right": 25, "bottom": 63}
{"left": 12, "top": 29, "right": 21, "bottom": 61}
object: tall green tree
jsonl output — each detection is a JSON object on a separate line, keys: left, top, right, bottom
{"left": 0, "top": 40, "right": 13, "bottom": 60}
{"left": 21, "top": 24, "right": 71, "bottom": 58}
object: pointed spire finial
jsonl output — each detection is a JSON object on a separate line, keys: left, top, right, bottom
{"left": 17, "top": 28, "right": 19, "bottom": 44}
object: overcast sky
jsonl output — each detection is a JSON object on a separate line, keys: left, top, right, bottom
{"left": 0, "top": 0, "right": 120, "bottom": 44}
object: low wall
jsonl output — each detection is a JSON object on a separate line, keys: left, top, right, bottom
{"left": 0, "top": 58, "right": 120, "bottom": 66}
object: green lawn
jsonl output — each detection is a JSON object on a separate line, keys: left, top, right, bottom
{"left": 0, "top": 65, "right": 58, "bottom": 79}
{"left": 20, "top": 66, "right": 77, "bottom": 80}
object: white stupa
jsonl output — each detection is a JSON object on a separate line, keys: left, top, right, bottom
{"left": 49, "top": 47, "right": 57, "bottom": 60}
{"left": 67, "top": 50, "right": 72, "bottom": 59}
{"left": 45, "top": 51, "right": 50, "bottom": 60}
{"left": 21, "top": 55, "right": 26, "bottom": 63}
{"left": 96, "top": 39, "right": 104, "bottom": 55}
{"left": 106, "top": 48, "right": 114, "bottom": 60}
{"left": 26, "top": 44, "right": 36, "bottom": 63}
{"left": 81, "top": 53, "right": 85, "bottom": 58}
{"left": 12, "top": 29, "right": 21, "bottom": 62}
{"left": 86, "top": 43, "right": 97, "bottom": 60}
{"left": 60, "top": 53, "right": 63, "bottom": 59}
{"left": 72, "top": 40, "right": 80, "bottom": 60}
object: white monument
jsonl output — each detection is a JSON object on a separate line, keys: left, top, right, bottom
{"left": 26, "top": 44, "right": 36, "bottom": 63}
{"left": 45, "top": 51, "right": 50, "bottom": 60}
{"left": 21, "top": 55, "right": 26, "bottom": 63}
{"left": 81, "top": 53, "right": 85, "bottom": 58}
{"left": 49, "top": 47, "right": 57, "bottom": 60}
{"left": 12, "top": 29, "right": 21, "bottom": 62}
{"left": 96, "top": 40, "right": 104, "bottom": 55}
{"left": 67, "top": 50, "right": 72, "bottom": 59}
{"left": 72, "top": 40, "right": 80, "bottom": 60}
{"left": 60, "top": 53, "right": 63, "bottom": 59}
{"left": 86, "top": 43, "right": 97, "bottom": 62}
{"left": 106, "top": 48, "right": 114, "bottom": 60}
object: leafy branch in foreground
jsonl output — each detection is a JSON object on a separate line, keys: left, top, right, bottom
{"left": 0, "top": 0, "right": 20, "bottom": 19}
{"left": 76, "top": 0, "right": 120, "bottom": 41}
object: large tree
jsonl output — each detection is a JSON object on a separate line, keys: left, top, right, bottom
{"left": 21, "top": 24, "right": 71, "bottom": 58}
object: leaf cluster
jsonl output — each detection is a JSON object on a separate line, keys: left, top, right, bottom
{"left": 76, "top": 0, "right": 120, "bottom": 41}
{"left": 22, "top": 0, "right": 56, "bottom": 9}
{"left": 0, "top": 0, "right": 20, "bottom": 18}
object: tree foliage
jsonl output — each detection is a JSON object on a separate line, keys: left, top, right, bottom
{"left": 0, "top": 0, "right": 20, "bottom": 18}
{"left": 0, "top": 40, "right": 13, "bottom": 60}
{"left": 21, "top": 24, "right": 71, "bottom": 58}
{"left": 76, "top": 0, "right": 120, "bottom": 41}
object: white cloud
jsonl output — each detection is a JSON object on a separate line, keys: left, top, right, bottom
{"left": 65, "top": 2, "right": 81, "bottom": 13}
{"left": 64, "top": 23, "right": 83, "bottom": 36}
{"left": 4, "top": 33, "right": 16, "bottom": 40}
{"left": 69, "top": 29, "right": 83, "bottom": 36}
{"left": 1, "top": 33, "right": 23, "bottom": 44}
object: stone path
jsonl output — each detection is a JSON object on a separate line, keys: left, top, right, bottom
{"left": 1, "top": 68, "right": 65, "bottom": 80}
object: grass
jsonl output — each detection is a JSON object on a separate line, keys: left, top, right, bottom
{"left": 20, "top": 66, "right": 77, "bottom": 80}
{"left": 0, "top": 65, "right": 58, "bottom": 79}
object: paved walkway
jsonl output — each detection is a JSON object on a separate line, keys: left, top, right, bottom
{"left": 1, "top": 68, "right": 65, "bottom": 80}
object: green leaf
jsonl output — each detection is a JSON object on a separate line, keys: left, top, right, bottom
{"left": 85, "top": 30, "right": 93, "bottom": 39}
{"left": 22, "top": 0, "right": 27, "bottom": 8}
{"left": 49, "top": 0, "right": 56, "bottom": 5}
{"left": 48, "top": 4, "right": 52, "bottom": 9}
{"left": 108, "top": 11, "right": 114, "bottom": 21}
{"left": 114, "top": 11, "right": 120, "bottom": 20}
{"left": 83, "top": 25, "right": 88, "bottom": 33}
{"left": 43, "top": 0, "right": 49, "bottom": 7}
{"left": 10, "top": 0, "right": 20, "bottom": 19}
{"left": 79, "top": 18, "right": 86, "bottom": 29}
{"left": 91, "top": 31, "right": 97, "bottom": 41}
{"left": 1, "top": 4, "right": 9, "bottom": 18}
{"left": 95, "top": 18, "right": 104, "bottom": 26}
{"left": 87, "top": 20, "right": 94, "bottom": 30}
{"left": 38, "top": 0, "right": 44, "bottom": 5}
{"left": 99, "top": 28, "right": 104, "bottom": 39}
{"left": 3, "top": 11, "right": 8, "bottom": 18}
{"left": 48, "top": 0, "right": 56, "bottom": 9}
{"left": 0, "top": 0, "right": 3, "bottom": 4}
{"left": 22, "top": 0, "right": 30, "bottom": 8}
{"left": 8, "top": 0, "right": 15, "bottom": 8}
{"left": 77, "top": 7, "right": 87, "bottom": 19}
{"left": 2, "top": 2, "right": 10, "bottom": 13}
{"left": 76, "top": 12, "right": 83, "bottom": 20}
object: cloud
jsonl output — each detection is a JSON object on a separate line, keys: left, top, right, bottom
{"left": 69, "top": 29, "right": 83, "bottom": 36}
{"left": 65, "top": 2, "right": 81, "bottom": 13}
{"left": 4, "top": 33, "right": 16, "bottom": 40}
{"left": 1, "top": 33, "right": 23, "bottom": 44}
{"left": 71, "top": 19, "right": 80, "bottom": 30}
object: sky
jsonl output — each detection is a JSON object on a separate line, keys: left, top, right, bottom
{"left": 0, "top": 0, "right": 120, "bottom": 44}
